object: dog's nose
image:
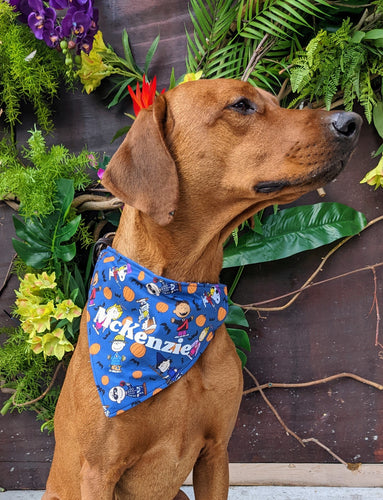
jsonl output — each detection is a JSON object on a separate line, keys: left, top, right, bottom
{"left": 330, "top": 111, "right": 362, "bottom": 140}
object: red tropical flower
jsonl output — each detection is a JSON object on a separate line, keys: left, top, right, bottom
{"left": 127, "top": 75, "right": 165, "bottom": 116}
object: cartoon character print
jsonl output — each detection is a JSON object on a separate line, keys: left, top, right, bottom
{"left": 109, "top": 263, "right": 132, "bottom": 284}
{"left": 109, "top": 380, "right": 147, "bottom": 405}
{"left": 171, "top": 300, "right": 194, "bottom": 339}
{"left": 93, "top": 304, "right": 123, "bottom": 335}
{"left": 136, "top": 297, "right": 157, "bottom": 334}
{"left": 88, "top": 271, "right": 101, "bottom": 306}
{"left": 107, "top": 334, "right": 127, "bottom": 373}
{"left": 189, "top": 326, "right": 211, "bottom": 358}
{"left": 202, "top": 286, "right": 221, "bottom": 308}
{"left": 88, "top": 248, "right": 229, "bottom": 417}
{"left": 146, "top": 278, "right": 180, "bottom": 296}
{"left": 155, "top": 353, "right": 181, "bottom": 384}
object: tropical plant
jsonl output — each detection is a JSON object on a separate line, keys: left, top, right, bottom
{"left": 0, "top": 128, "right": 93, "bottom": 218}
{"left": 0, "top": 1, "right": 73, "bottom": 138}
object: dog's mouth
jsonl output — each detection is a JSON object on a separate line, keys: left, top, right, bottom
{"left": 254, "top": 160, "right": 346, "bottom": 195}
{"left": 254, "top": 181, "right": 289, "bottom": 193}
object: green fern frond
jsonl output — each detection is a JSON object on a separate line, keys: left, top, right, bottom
{"left": 0, "top": 129, "right": 94, "bottom": 218}
{"left": 0, "top": 2, "right": 72, "bottom": 133}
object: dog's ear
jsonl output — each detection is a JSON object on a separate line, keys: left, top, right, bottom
{"left": 102, "top": 94, "right": 178, "bottom": 226}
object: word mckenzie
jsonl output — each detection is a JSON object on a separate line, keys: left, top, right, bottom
{"left": 107, "top": 319, "right": 197, "bottom": 356}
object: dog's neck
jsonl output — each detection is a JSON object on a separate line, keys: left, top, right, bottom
{"left": 112, "top": 207, "right": 224, "bottom": 284}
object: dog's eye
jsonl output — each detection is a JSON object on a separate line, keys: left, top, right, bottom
{"left": 228, "top": 98, "right": 256, "bottom": 115}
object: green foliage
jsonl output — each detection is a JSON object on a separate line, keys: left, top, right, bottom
{"left": 0, "top": 128, "right": 93, "bottom": 218}
{"left": 100, "top": 30, "right": 161, "bottom": 108}
{"left": 290, "top": 18, "right": 383, "bottom": 121}
{"left": 186, "top": 0, "right": 329, "bottom": 89}
{"left": 12, "top": 178, "right": 81, "bottom": 273}
{"left": 0, "top": 1, "right": 72, "bottom": 134}
{"left": 223, "top": 203, "right": 367, "bottom": 268}
{"left": 0, "top": 326, "right": 61, "bottom": 428}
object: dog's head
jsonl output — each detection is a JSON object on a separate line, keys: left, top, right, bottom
{"left": 103, "top": 79, "right": 361, "bottom": 236}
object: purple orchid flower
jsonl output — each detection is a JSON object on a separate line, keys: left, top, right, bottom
{"left": 43, "top": 22, "right": 63, "bottom": 48}
{"left": 27, "top": 0, "right": 57, "bottom": 41}
{"left": 9, "top": 0, "right": 33, "bottom": 23}
{"left": 49, "top": 0, "right": 69, "bottom": 9}
{"left": 62, "top": 6, "right": 91, "bottom": 38}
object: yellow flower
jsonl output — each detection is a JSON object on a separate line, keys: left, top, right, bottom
{"left": 21, "top": 301, "right": 55, "bottom": 334}
{"left": 41, "top": 329, "right": 74, "bottom": 360}
{"left": 181, "top": 71, "right": 203, "bottom": 84}
{"left": 54, "top": 299, "right": 82, "bottom": 322}
{"left": 77, "top": 31, "right": 113, "bottom": 94}
{"left": 29, "top": 335, "right": 44, "bottom": 355}
{"left": 360, "top": 156, "right": 383, "bottom": 190}
{"left": 17, "top": 271, "right": 56, "bottom": 297}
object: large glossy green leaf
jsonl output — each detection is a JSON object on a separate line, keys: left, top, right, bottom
{"left": 225, "top": 302, "right": 249, "bottom": 327}
{"left": 12, "top": 179, "right": 81, "bottom": 269}
{"left": 227, "top": 328, "right": 251, "bottom": 352}
{"left": 223, "top": 202, "right": 367, "bottom": 268}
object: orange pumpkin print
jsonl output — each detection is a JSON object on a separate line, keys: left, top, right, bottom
{"left": 217, "top": 307, "right": 227, "bottom": 321}
{"left": 130, "top": 342, "right": 146, "bottom": 358}
{"left": 103, "top": 256, "right": 115, "bottom": 263}
{"left": 103, "top": 286, "right": 112, "bottom": 300}
{"left": 123, "top": 286, "right": 135, "bottom": 302}
{"left": 187, "top": 283, "right": 197, "bottom": 294}
{"left": 152, "top": 388, "right": 162, "bottom": 396}
{"left": 196, "top": 314, "right": 206, "bottom": 327}
{"left": 156, "top": 302, "right": 169, "bottom": 313}
{"left": 207, "top": 331, "right": 214, "bottom": 342}
{"left": 101, "top": 375, "right": 109, "bottom": 385}
{"left": 137, "top": 270, "right": 145, "bottom": 281}
{"left": 89, "top": 343, "right": 101, "bottom": 355}
{"left": 132, "top": 370, "right": 143, "bottom": 379}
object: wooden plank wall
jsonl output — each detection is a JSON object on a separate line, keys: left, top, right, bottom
{"left": 1, "top": 0, "right": 383, "bottom": 490}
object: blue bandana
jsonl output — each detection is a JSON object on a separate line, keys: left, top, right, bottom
{"left": 87, "top": 247, "right": 228, "bottom": 417}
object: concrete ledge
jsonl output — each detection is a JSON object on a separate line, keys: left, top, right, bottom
{"left": 2, "top": 488, "right": 383, "bottom": 499}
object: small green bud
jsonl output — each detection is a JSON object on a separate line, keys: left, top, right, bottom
{"left": 60, "top": 40, "right": 68, "bottom": 50}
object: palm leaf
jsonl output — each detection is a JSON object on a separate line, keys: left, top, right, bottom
{"left": 186, "top": 0, "right": 238, "bottom": 73}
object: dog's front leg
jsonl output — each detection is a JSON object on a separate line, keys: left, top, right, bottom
{"left": 192, "top": 445, "right": 229, "bottom": 500}
{"left": 79, "top": 459, "right": 121, "bottom": 500}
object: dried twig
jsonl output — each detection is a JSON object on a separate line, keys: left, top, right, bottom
{"left": 242, "top": 367, "right": 374, "bottom": 466}
{"left": 243, "top": 371, "right": 383, "bottom": 396}
{"left": 72, "top": 194, "right": 123, "bottom": 212}
{"left": 242, "top": 34, "right": 275, "bottom": 82}
{"left": 235, "top": 215, "right": 383, "bottom": 312}
{"left": 11, "top": 362, "right": 63, "bottom": 408}
{"left": 0, "top": 253, "right": 17, "bottom": 297}
{"left": 244, "top": 367, "right": 305, "bottom": 446}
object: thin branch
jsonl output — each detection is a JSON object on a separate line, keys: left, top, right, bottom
{"left": 0, "top": 253, "right": 17, "bottom": 297}
{"left": 244, "top": 367, "right": 305, "bottom": 446}
{"left": 236, "top": 261, "right": 383, "bottom": 311}
{"left": 243, "top": 368, "right": 367, "bottom": 466}
{"left": 11, "top": 362, "right": 63, "bottom": 408}
{"left": 370, "top": 266, "right": 382, "bottom": 349}
{"left": 302, "top": 438, "right": 348, "bottom": 466}
{"left": 235, "top": 215, "right": 383, "bottom": 312}
{"left": 243, "top": 371, "right": 383, "bottom": 396}
{"left": 242, "top": 34, "right": 275, "bottom": 82}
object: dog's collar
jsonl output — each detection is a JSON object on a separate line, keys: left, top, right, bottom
{"left": 87, "top": 247, "right": 228, "bottom": 417}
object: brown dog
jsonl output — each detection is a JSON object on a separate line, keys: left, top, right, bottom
{"left": 44, "top": 79, "right": 361, "bottom": 499}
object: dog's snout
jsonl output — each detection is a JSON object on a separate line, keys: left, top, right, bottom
{"left": 330, "top": 111, "right": 362, "bottom": 140}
